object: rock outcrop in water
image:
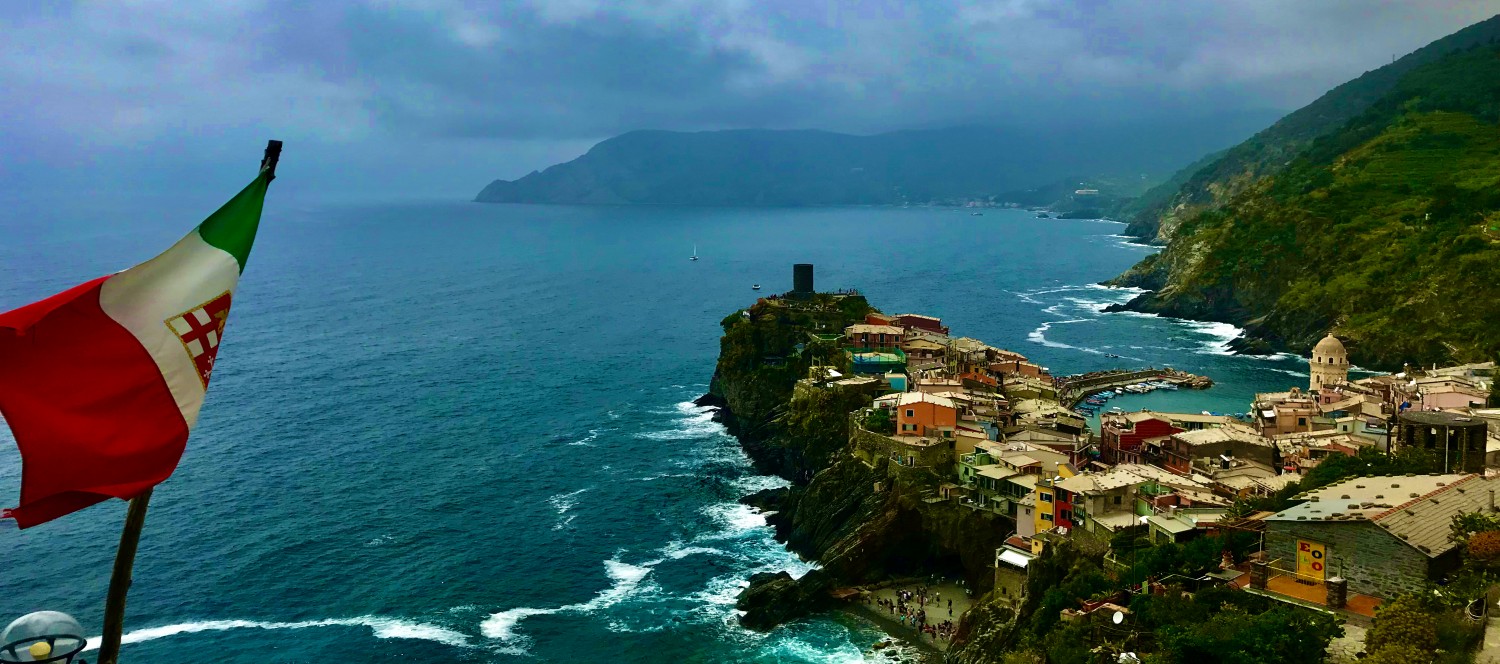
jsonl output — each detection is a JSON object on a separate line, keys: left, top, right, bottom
{"left": 705, "top": 295, "right": 1012, "bottom": 640}
{"left": 735, "top": 569, "right": 835, "bottom": 631}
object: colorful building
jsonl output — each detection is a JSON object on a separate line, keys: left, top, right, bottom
{"left": 844, "top": 324, "right": 905, "bottom": 349}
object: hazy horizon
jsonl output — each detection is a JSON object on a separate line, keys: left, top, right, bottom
{"left": 3, "top": 2, "right": 1496, "bottom": 199}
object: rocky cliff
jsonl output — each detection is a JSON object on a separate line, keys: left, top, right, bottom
{"left": 1110, "top": 16, "right": 1500, "bottom": 368}
{"left": 707, "top": 296, "right": 1019, "bottom": 648}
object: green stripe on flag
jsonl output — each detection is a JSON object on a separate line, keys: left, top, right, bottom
{"left": 196, "top": 173, "right": 270, "bottom": 273}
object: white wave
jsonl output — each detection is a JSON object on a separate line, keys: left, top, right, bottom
{"left": 661, "top": 540, "right": 729, "bottom": 560}
{"left": 733, "top": 474, "right": 791, "bottom": 494}
{"left": 84, "top": 616, "right": 471, "bottom": 652}
{"left": 1008, "top": 290, "right": 1043, "bottom": 304}
{"left": 1178, "top": 319, "right": 1244, "bottom": 355}
{"left": 1027, "top": 319, "right": 1091, "bottom": 350}
{"left": 636, "top": 401, "right": 728, "bottom": 441}
{"left": 480, "top": 607, "right": 559, "bottom": 642}
{"left": 1103, "top": 234, "right": 1156, "bottom": 249}
{"left": 569, "top": 428, "right": 608, "bottom": 446}
{"left": 365, "top": 534, "right": 394, "bottom": 547}
{"left": 1063, "top": 296, "right": 1113, "bottom": 314}
{"left": 481, "top": 556, "right": 662, "bottom": 642}
{"left": 547, "top": 488, "right": 588, "bottom": 514}
{"left": 633, "top": 472, "right": 696, "bottom": 482}
{"left": 701, "top": 502, "right": 768, "bottom": 535}
{"left": 553, "top": 514, "right": 576, "bottom": 530}
{"left": 762, "top": 636, "right": 870, "bottom": 663}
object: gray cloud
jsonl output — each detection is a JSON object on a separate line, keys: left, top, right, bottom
{"left": 0, "top": 1, "right": 1495, "bottom": 196}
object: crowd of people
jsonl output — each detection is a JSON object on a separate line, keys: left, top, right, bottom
{"left": 868, "top": 585, "right": 960, "bottom": 644}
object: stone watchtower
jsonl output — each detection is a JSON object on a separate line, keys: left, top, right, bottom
{"left": 1310, "top": 333, "right": 1350, "bottom": 394}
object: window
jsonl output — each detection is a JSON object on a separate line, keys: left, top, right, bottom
{"left": 1113, "top": 495, "right": 1122, "bottom": 505}
{"left": 1040, "top": 493, "right": 1053, "bottom": 503}
{"left": 1041, "top": 513, "right": 1054, "bottom": 522}
{"left": 906, "top": 409, "right": 915, "bottom": 418}
{"left": 1298, "top": 417, "right": 1307, "bottom": 426}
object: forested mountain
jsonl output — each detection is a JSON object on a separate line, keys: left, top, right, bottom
{"left": 1111, "top": 16, "right": 1500, "bottom": 368}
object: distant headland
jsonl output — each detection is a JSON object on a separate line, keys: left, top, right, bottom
{"left": 474, "top": 113, "right": 1279, "bottom": 207}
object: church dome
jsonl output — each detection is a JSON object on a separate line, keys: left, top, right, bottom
{"left": 1313, "top": 334, "right": 1346, "bottom": 359}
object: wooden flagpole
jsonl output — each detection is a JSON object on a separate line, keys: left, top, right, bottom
{"left": 95, "top": 140, "right": 280, "bottom": 664}
{"left": 97, "top": 487, "right": 153, "bottom": 664}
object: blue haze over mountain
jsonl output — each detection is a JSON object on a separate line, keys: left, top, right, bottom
{"left": 475, "top": 113, "right": 1280, "bottom": 205}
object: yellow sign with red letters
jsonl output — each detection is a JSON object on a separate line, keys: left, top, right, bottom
{"left": 1296, "top": 540, "right": 1327, "bottom": 581}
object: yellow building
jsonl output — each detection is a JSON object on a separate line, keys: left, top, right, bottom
{"left": 1033, "top": 463, "right": 1078, "bottom": 535}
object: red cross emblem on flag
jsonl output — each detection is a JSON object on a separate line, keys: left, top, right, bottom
{"left": 165, "top": 291, "right": 233, "bottom": 388}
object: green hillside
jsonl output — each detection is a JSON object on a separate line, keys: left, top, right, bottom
{"left": 1123, "top": 15, "right": 1500, "bottom": 242}
{"left": 1112, "top": 41, "right": 1500, "bottom": 368}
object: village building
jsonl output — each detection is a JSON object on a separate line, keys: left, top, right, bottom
{"left": 1189, "top": 454, "right": 1297, "bottom": 499}
{"left": 1012, "top": 399, "right": 1086, "bottom": 436}
{"left": 844, "top": 323, "right": 905, "bottom": 349}
{"left": 902, "top": 338, "right": 948, "bottom": 367}
{"left": 893, "top": 313, "right": 949, "bottom": 335}
{"left": 1264, "top": 473, "right": 1500, "bottom": 599}
{"left": 993, "top": 535, "right": 1037, "bottom": 601}
{"left": 1098, "top": 411, "right": 1240, "bottom": 465}
{"left": 1005, "top": 426, "right": 1086, "bottom": 463}
{"left": 1145, "top": 507, "right": 1230, "bottom": 545}
{"left": 1158, "top": 425, "right": 1276, "bottom": 475}
{"left": 1309, "top": 333, "right": 1351, "bottom": 394}
{"left": 1251, "top": 389, "right": 1320, "bottom": 437}
{"left": 1040, "top": 464, "right": 1215, "bottom": 539}
{"left": 1274, "top": 430, "right": 1375, "bottom": 474}
{"left": 1395, "top": 411, "right": 1489, "bottom": 473}
{"left": 874, "top": 391, "right": 958, "bottom": 438}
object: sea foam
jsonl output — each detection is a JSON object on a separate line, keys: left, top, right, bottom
{"left": 84, "top": 616, "right": 472, "bottom": 652}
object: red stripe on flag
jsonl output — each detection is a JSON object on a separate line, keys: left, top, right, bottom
{"left": 0, "top": 276, "right": 189, "bottom": 528}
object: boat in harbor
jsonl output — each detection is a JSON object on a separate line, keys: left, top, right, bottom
{"left": 752, "top": 284, "right": 761, "bottom": 290}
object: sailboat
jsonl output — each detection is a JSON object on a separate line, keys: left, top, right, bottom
{"left": 690, "top": 244, "right": 699, "bottom": 261}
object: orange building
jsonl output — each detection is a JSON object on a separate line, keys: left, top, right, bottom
{"left": 893, "top": 392, "right": 957, "bottom": 437}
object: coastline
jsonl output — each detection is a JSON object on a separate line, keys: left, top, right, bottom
{"left": 839, "top": 602, "right": 944, "bottom": 663}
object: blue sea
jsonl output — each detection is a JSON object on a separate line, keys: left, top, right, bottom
{"left": 0, "top": 198, "right": 1315, "bottom": 662}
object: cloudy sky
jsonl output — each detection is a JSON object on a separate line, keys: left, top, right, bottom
{"left": 2, "top": 1, "right": 1495, "bottom": 198}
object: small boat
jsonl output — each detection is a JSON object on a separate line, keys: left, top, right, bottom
{"left": 752, "top": 284, "right": 761, "bottom": 291}
{"left": 971, "top": 212, "right": 984, "bottom": 216}
{"left": 1105, "top": 353, "right": 1121, "bottom": 358}
{"left": 690, "top": 244, "right": 699, "bottom": 261}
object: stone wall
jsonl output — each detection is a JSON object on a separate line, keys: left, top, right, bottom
{"left": 1265, "top": 520, "right": 1429, "bottom": 598}
{"left": 849, "top": 415, "right": 953, "bottom": 475}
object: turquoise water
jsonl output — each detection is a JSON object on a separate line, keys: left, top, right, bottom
{"left": 0, "top": 199, "right": 1314, "bottom": 662}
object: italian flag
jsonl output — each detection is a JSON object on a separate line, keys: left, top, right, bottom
{"left": 0, "top": 172, "right": 270, "bottom": 528}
